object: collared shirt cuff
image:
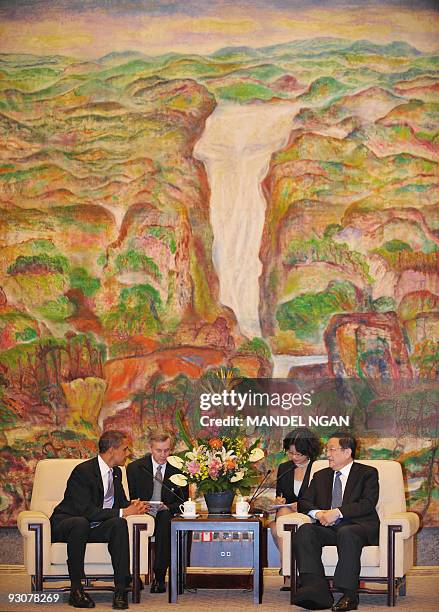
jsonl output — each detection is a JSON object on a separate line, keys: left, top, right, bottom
{"left": 309, "top": 509, "right": 321, "bottom": 520}
{"left": 120, "top": 509, "right": 124, "bottom": 518}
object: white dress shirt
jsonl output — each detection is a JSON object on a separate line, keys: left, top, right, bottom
{"left": 309, "top": 460, "right": 354, "bottom": 520}
{"left": 98, "top": 455, "right": 123, "bottom": 517}
{"left": 151, "top": 457, "right": 167, "bottom": 479}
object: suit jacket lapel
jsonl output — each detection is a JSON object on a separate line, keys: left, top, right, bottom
{"left": 298, "top": 460, "right": 313, "bottom": 498}
{"left": 163, "top": 461, "right": 181, "bottom": 503}
{"left": 144, "top": 454, "right": 154, "bottom": 499}
{"left": 163, "top": 461, "right": 170, "bottom": 482}
{"left": 342, "top": 461, "right": 357, "bottom": 503}
{"left": 92, "top": 456, "right": 104, "bottom": 503}
{"left": 113, "top": 466, "right": 121, "bottom": 506}
{"left": 285, "top": 460, "right": 294, "bottom": 484}
{"left": 323, "top": 468, "right": 334, "bottom": 508}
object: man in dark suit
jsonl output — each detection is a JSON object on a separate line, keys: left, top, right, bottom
{"left": 51, "top": 431, "right": 148, "bottom": 609}
{"left": 293, "top": 432, "right": 379, "bottom": 611}
{"left": 127, "top": 429, "right": 188, "bottom": 594}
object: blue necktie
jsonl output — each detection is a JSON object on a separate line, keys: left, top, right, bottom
{"left": 331, "top": 471, "right": 343, "bottom": 525}
{"left": 331, "top": 471, "right": 343, "bottom": 508}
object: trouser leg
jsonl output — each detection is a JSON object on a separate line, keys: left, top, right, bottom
{"left": 89, "top": 517, "right": 130, "bottom": 588}
{"left": 51, "top": 516, "right": 90, "bottom": 587}
{"left": 293, "top": 524, "right": 335, "bottom": 609}
{"left": 294, "top": 523, "right": 337, "bottom": 578}
{"left": 153, "top": 509, "right": 172, "bottom": 575}
{"left": 334, "top": 524, "right": 368, "bottom": 593}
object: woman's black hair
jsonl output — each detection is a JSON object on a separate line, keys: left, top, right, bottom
{"left": 282, "top": 427, "right": 321, "bottom": 461}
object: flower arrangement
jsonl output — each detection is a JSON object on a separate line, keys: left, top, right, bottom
{"left": 168, "top": 436, "right": 265, "bottom": 494}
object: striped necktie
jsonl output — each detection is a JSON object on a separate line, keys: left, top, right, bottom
{"left": 103, "top": 468, "right": 114, "bottom": 509}
{"left": 330, "top": 470, "right": 343, "bottom": 525}
{"left": 149, "top": 464, "right": 163, "bottom": 516}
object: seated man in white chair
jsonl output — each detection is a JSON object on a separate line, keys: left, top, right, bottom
{"left": 293, "top": 432, "right": 379, "bottom": 611}
{"left": 51, "top": 430, "right": 148, "bottom": 610}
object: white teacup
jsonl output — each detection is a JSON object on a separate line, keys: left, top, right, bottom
{"left": 179, "top": 499, "right": 196, "bottom": 516}
{"left": 235, "top": 500, "right": 250, "bottom": 516}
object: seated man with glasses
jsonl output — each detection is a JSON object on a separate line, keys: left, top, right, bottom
{"left": 293, "top": 432, "right": 379, "bottom": 611}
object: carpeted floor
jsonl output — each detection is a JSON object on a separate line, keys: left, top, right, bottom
{"left": 0, "top": 574, "right": 438, "bottom": 611}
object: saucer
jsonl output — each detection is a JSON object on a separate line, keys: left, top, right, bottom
{"left": 232, "top": 513, "right": 251, "bottom": 518}
{"left": 181, "top": 513, "right": 199, "bottom": 518}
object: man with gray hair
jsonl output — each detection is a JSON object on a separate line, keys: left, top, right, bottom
{"left": 127, "top": 429, "right": 188, "bottom": 594}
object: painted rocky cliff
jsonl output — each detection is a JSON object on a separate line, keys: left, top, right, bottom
{"left": 0, "top": 40, "right": 437, "bottom": 525}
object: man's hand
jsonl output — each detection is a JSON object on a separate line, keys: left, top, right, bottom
{"left": 275, "top": 496, "right": 286, "bottom": 505}
{"left": 288, "top": 501, "right": 298, "bottom": 512}
{"left": 316, "top": 509, "right": 341, "bottom": 526}
{"left": 123, "top": 499, "right": 149, "bottom": 517}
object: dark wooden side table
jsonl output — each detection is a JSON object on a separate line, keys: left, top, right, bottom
{"left": 169, "top": 514, "right": 263, "bottom": 604}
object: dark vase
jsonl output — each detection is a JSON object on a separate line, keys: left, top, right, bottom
{"left": 204, "top": 490, "right": 234, "bottom": 514}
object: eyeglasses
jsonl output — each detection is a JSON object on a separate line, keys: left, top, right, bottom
{"left": 286, "top": 450, "right": 306, "bottom": 457}
{"left": 325, "top": 446, "right": 345, "bottom": 453}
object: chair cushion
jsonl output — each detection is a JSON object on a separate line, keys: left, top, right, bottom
{"left": 30, "top": 459, "right": 130, "bottom": 515}
{"left": 322, "top": 545, "right": 380, "bottom": 567}
{"left": 51, "top": 543, "right": 112, "bottom": 565}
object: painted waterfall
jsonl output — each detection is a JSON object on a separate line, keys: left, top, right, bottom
{"left": 0, "top": 1, "right": 438, "bottom": 528}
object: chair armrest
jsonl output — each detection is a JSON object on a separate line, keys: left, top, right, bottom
{"left": 126, "top": 514, "right": 155, "bottom": 537}
{"left": 126, "top": 514, "right": 155, "bottom": 583}
{"left": 380, "top": 512, "right": 420, "bottom": 539}
{"left": 17, "top": 511, "right": 51, "bottom": 536}
{"left": 276, "top": 512, "right": 311, "bottom": 538}
{"left": 17, "top": 511, "right": 52, "bottom": 576}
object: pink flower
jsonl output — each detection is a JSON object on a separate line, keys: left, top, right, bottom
{"left": 187, "top": 460, "right": 200, "bottom": 476}
{"left": 208, "top": 458, "right": 222, "bottom": 479}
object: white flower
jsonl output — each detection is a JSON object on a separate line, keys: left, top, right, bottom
{"left": 186, "top": 445, "right": 205, "bottom": 461}
{"left": 167, "top": 455, "right": 184, "bottom": 469}
{"left": 169, "top": 473, "right": 188, "bottom": 487}
{"left": 230, "top": 470, "right": 245, "bottom": 482}
{"left": 248, "top": 447, "right": 264, "bottom": 462}
{"left": 219, "top": 447, "right": 237, "bottom": 462}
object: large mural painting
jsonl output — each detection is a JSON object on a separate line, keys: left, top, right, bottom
{"left": 0, "top": 1, "right": 438, "bottom": 530}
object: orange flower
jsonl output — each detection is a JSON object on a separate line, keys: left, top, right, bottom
{"left": 209, "top": 438, "right": 222, "bottom": 449}
{"left": 225, "top": 459, "right": 236, "bottom": 471}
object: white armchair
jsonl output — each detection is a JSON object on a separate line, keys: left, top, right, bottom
{"left": 17, "top": 459, "right": 155, "bottom": 603}
{"left": 277, "top": 460, "right": 419, "bottom": 606}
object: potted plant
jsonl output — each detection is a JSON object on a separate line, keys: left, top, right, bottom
{"left": 168, "top": 436, "right": 265, "bottom": 513}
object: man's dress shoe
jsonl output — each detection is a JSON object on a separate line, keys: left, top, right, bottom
{"left": 68, "top": 588, "right": 95, "bottom": 608}
{"left": 332, "top": 594, "right": 359, "bottom": 611}
{"left": 150, "top": 579, "right": 166, "bottom": 593}
{"left": 293, "top": 586, "right": 334, "bottom": 610}
{"left": 112, "top": 588, "right": 129, "bottom": 610}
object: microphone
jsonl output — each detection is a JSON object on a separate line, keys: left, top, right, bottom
{"left": 251, "top": 463, "right": 301, "bottom": 510}
{"left": 248, "top": 469, "right": 272, "bottom": 507}
{"left": 140, "top": 464, "right": 187, "bottom": 504}
{"left": 276, "top": 463, "right": 300, "bottom": 500}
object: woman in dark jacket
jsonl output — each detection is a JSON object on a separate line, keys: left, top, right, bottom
{"left": 270, "top": 428, "right": 321, "bottom": 569}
